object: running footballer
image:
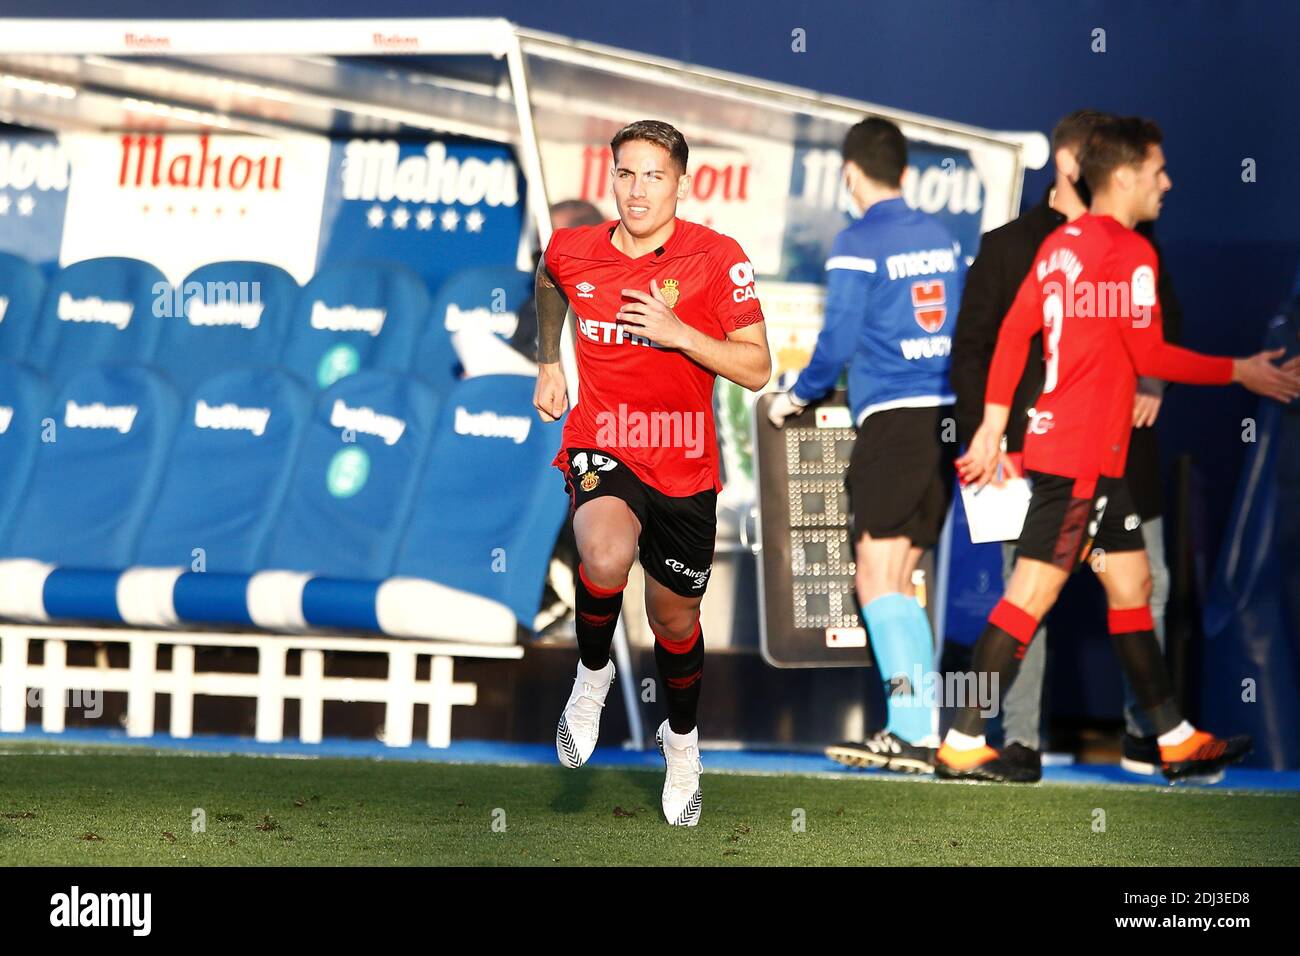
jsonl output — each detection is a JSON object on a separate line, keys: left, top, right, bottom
{"left": 533, "top": 120, "right": 771, "bottom": 826}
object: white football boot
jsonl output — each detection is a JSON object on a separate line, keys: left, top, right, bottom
{"left": 656, "top": 719, "right": 703, "bottom": 827}
{"left": 555, "top": 660, "right": 615, "bottom": 768}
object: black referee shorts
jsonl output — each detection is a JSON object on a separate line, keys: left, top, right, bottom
{"left": 845, "top": 404, "right": 956, "bottom": 548}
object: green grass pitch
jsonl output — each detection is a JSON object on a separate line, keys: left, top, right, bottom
{"left": 2, "top": 741, "right": 1297, "bottom": 866}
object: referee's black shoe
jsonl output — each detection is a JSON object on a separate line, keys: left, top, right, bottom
{"left": 1119, "top": 733, "right": 1161, "bottom": 776}
{"left": 1000, "top": 742, "right": 1043, "bottom": 782}
{"left": 826, "top": 730, "right": 936, "bottom": 774}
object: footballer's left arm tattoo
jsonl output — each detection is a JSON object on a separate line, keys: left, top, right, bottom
{"left": 535, "top": 259, "right": 569, "bottom": 365}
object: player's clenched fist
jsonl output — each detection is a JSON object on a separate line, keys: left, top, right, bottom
{"left": 534, "top": 362, "right": 569, "bottom": 422}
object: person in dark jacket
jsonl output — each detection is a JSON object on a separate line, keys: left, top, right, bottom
{"left": 950, "top": 109, "right": 1181, "bottom": 779}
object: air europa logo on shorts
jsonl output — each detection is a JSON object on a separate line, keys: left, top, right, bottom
{"left": 57, "top": 293, "right": 133, "bottom": 330}
{"left": 664, "top": 558, "right": 711, "bottom": 590}
{"left": 329, "top": 399, "right": 406, "bottom": 445}
{"left": 194, "top": 399, "right": 271, "bottom": 437}
{"left": 454, "top": 407, "right": 531, "bottom": 444}
{"left": 64, "top": 400, "right": 138, "bottom": 433}
{"left": 311, "top": 301, "right": 386, "bottom": 336}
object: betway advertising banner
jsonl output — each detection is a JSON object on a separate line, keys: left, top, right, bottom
{"left": 0, "top": 130, "right": 525, "bottom": 293}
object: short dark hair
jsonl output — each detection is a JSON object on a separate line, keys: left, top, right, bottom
{"left": 841, "top": 117, "right": 907, "bottom": 187}
{"left": 1079, "top": 116, "right": 1163, "bottom": 191}
{"left": 610, "top": 120, "right": 689, "bottom": 174}
{"left": 1051, "top": 109, "right": 1109, "bottom": 155}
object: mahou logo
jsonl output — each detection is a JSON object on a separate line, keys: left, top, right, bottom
{"left": 117, "top": 134, "right": 284, "bottom": 192}
{"left": 340, "top": 140, "right": 519, "bottom": 207}
{"left": 0, "top": 138, "right": 69, "bottom": 192}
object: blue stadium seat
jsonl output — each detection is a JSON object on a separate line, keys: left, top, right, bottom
{"left": 134, "top": 368, "right": 312, "bottom": 573}
{"left": 0, "top": 251, "right": 46, "bottom": 363}
{"left": 153, "top": 261, "right": 300, "bottom": 396}
{"left": 24, "top": 257, "right": 170, "bottom": 390}
{"left": 2, "top": 363, "right": 180, "bottom": 570}
{"left": 0, "top": 361, "right": 50, "bottom": 548}
{"left": 388, "top": 373, "right": 567, "bottom": 633}
{"left": 260, "top": 369, "right": 441, "bottom": 578}
{"left": 414, "top": 265, "right": 532, "bottom": 394}
{"left": 279, "top": 262, "right": 431, "bottom": 390}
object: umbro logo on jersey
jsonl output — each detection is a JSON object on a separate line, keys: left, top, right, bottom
{"left": 1124, "top": 514, "right": 1141, "bottom": 531}
{"left": 576, "top": 281, "right": 596, "bottom": 299}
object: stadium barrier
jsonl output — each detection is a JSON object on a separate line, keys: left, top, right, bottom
{"left": 0, "top": 624, "right": 522, "bottom": 747}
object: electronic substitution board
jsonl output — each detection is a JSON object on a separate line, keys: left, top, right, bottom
{"left": 753, "top": 390, "right": 936, "bottom": 668}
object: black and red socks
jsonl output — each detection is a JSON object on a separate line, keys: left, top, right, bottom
{"left": 575, "top": 562, "right": 626, "bottom": 671}
{"left": 653, "top": 619, "right": 704, "bottom": 735}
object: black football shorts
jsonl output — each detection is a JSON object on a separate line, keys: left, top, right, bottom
{"left": 845, "top": 405, "right": 956, "bottom": 548}
{"left": 1015, "top": 471, "right": 1144, "bottom": 571}
{"left": 562, "top": 447, "right": 717, "bottom": 598}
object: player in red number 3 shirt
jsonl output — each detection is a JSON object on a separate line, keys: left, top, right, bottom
{"left": 532, "top": 120, "right": 771, "bottom": 825}
{"left": 941, "top": 116, "right": 1300, "bottom": 783}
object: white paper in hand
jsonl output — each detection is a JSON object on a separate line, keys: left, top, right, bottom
{"left": 960, "top": 477, "right": 1032, "bottom": 544}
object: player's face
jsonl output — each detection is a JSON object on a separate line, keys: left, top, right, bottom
{"left": 610, "top": 140, "right": 686, "bottom": 237}
{"left": 1135, "top": 144, "right": 1172, "bottom": 222}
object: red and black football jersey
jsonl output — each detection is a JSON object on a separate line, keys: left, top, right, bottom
{"left": 544, "top": 218, "right": 764, "bottom": 496}
{"left": 987, "top": 213, "right": 1231, "bottom": 479}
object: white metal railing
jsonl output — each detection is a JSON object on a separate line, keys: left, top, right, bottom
{"left": 0, "top": 624, "right": 522, "bottom": 748}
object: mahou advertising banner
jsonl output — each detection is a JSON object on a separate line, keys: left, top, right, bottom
{"left": 58, "top": 132, "right": 333, "bottom": 284}
{"left": 0, "top": 132, "right": 71, "bottom": 269}
{"left": 315, "top": 137, "right": 526, "bottom": 291}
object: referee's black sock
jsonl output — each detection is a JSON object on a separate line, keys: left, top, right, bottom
{"left": 950, "top": 599, "right": 1040, "bottom": 739}
{"left": 1107, "top": 606, "right": 1182, "bottom": 736}
{"left": 575, "top": 562, "right": 625, "bottom": 671}
{"left": 653, "top": 619, "right": 704, "bottom": 735}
